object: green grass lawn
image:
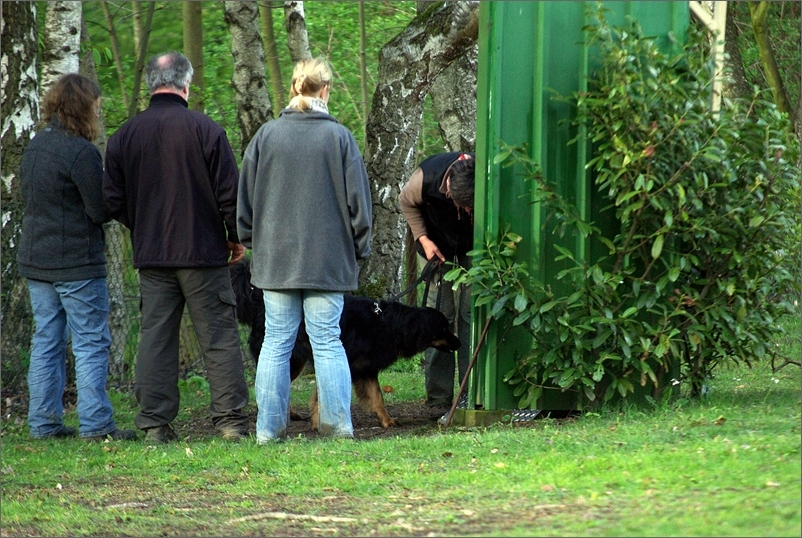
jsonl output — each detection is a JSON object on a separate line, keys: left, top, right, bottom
{"left": 2, "top": 349, "right": 799, "bottom": 536}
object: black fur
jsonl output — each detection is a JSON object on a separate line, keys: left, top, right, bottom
{"left": 229, "top": 259, "right": 461, "bottom": 427}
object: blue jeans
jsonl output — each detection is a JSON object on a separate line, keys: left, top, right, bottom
{"left": 255, "top": 290, "right": 352, "bottom": 442}
{"left": 26, "top": 278, "right": 117, "bottom": 438}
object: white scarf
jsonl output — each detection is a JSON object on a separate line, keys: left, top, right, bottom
{"left": 308, "top": 97, "right": 329, "bottom": 114}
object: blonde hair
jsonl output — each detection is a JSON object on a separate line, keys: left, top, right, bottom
{"left": 287, "top": 58, "right": 332, "bottom": 111}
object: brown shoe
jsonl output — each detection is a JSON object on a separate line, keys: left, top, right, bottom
{"left": 428, "top": 404, "right": 451, "bottom": 421}
{"left": 144, "top": 424, "right": 178, "bottom": 444}
{"left": 84, "top": 429, "right": 138, "bottom": 442}
{"left": 220, "top": 426, "right": 248, "bottom": 442}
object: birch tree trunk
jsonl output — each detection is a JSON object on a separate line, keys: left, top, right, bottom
{"left": 430, "top": 44, "right": 477, "bottom": 153}
{"left": 284, "top": 1, "right": 311, "bottom": 62}
{"left": 225, "top": 0, "right": 273, "bottom": 154}
{"left": 40, "top": 1, "right": 82, "bottom": 96}
{"left": 360, "top": 1, "right": 479, "bottom": 296}
{"left": 260, "top": 1, "right": 286, "bottom": 110}
{"left": 1, "top": 1, "right": 39, "bottom": 390}
{"left": 183, "top": 2, "right": 205, "bottom": 112}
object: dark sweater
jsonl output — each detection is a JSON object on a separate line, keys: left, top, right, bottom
{"left": 17, "top": 120, "right": 108, "bottom": 282}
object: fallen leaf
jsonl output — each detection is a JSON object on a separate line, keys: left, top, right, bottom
{"left": 381, "top": 385, "right": 395, "bottom": 393}
{"left": 541, "top": 484, "right": 554, "bottom": 492}
{"left": 714, "top": 416, "right": 726, "bottom": 426}
{"left": 494, "top": 462, "right": 506, "bottom": 468}
{"left": 766, "top": 481, "right": 780, "bottom": 487}
{"left": 442, "top": 452, "right": 453, "bottom": 458}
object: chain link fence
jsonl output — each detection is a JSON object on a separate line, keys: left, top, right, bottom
{"left": 1, "top": 220, "right": 253, "bottom": 396}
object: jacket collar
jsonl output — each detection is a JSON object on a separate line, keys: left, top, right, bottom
{"left": 149, "top": 92, "right": 188, "bottom": 108}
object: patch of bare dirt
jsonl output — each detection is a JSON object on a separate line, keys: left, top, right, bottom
{"left": 183, "top": 400, "right": 440, "bottom": 441}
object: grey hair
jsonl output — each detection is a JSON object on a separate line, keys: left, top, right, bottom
{"left": 145, "top": 52, "right": 193, "bottom": 94}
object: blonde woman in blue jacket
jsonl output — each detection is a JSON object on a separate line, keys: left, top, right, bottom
{"left": 238, "top": 58, "right": 373, "bottom": 442}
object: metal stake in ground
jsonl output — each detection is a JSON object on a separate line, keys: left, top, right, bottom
{"left": 443, "top": 315, "right": 493, "bottom": 428}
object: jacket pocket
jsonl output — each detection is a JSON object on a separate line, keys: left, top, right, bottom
{"left": 219, "top": 289, "right": 238, "bottom": 308}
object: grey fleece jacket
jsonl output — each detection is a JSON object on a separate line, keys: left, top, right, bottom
{"left": 237, "top": 109, "right": 372, "bottom": 291}
{"left": 17, "top": 121, "right": 108, "bottom": 282}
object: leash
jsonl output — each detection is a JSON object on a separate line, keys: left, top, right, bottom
{"left": 385, "top": 257, "right": 440, "bottom": 304}
{"left": 374, "top": 257, "right": 442, "bottom": 316}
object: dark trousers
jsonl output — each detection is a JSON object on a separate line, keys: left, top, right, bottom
{"left": 134, "top": 267, "right": 249, "bottom": 432}
{"left": 419, "top": 253, "right": 472, "bottom": 408}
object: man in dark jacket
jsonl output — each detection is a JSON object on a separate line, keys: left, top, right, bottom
{"left": 399, "top": 152, "right": 475, "bottom": 420}
{"left": 103, "top": 51, "right": 249, "bottom": 443}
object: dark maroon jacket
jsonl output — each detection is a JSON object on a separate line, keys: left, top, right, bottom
{"left": 103, "top": 93, "right": 239, "bottom": 269}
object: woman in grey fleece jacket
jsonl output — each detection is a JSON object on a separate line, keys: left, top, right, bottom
{"left": 237, "top": 58, "right": 372, "bottom": 442}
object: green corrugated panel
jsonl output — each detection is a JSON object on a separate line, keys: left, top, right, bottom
{"left": 472, "top": 2, "right": 688, "bottom": 411}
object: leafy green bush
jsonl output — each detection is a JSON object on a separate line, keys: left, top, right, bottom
{"left": 447, "top": 11, "right": 801, "bottom": 409}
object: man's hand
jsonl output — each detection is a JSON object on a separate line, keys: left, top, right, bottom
{"left": 227, "top": 241, "right": 245, "bottom": 265}
{"left": 419, "top": 235, "right": 445, "bottom": 263}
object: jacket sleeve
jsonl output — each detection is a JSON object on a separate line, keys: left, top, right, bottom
{"left": 344, "top": 133, "right": 372, "bottom": 260}
{"left": 236, "top": 134, "right": 260, "bottom": 249}
{"left": 74, "top": 144, "right": 108, "bottom": 226}
{"left": 398, "top": 167, "right": 427, "bottom": 240}
{"left": 207, "top": 129, "right": 240, "bottom": 244}
{"left": 102, "top": 134, "right": 130, "bottom": 229}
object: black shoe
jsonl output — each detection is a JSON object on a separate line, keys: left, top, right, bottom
{"left": 46, "top": 426, "right": 78, "bottom": 438}
{"left": 144, "top": 424, "right": 178, "bottom": 444}
{"left": 84, "top": 428, "right": 138, "bottom": 442}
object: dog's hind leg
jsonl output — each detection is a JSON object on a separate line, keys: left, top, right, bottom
{"left": 308, "top": 385, "right": 320, "bottom": 431}
{"left": 353, "top": 377, "right": 396, "bottom": 428}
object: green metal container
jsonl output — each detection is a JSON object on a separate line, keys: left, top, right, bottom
{"left": 470, "top": 2, "right": 688, "bottom": 412}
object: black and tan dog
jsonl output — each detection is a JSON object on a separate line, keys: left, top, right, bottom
{"left": 229, "top": 259, "right": 461, "bottom": 428}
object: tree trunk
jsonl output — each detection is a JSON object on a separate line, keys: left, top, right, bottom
{"left": 260, "top": 1, "right": 286, "bottom": 111}
{"left": 284, "top": 1, "right": 311, "bottom": 63}
{"left": 749, "top": 1, "right": 794, "bottom": 126}
{"left": 1, "top": 0, "right": 39, "bottom": 391}
{"left": 127, "top": 1, "right": 155, "bottom": 119}
{"left": 358, "top": 0, "right": 369, "bottom": 142}
{"left": 100, "top": 1, "right": 130, "bottom": 111}
{"left": 183, "top": 2, "right": 204, "bottom": 112}
{"left": 132, "top": 1, "right": 144, "bottom": 54}
{"left": 80, "top": 15, "right": 131, "bottom": 385}
{"left": 225, "top": 0, "right": 273, "bottom": 154}
{"left": 40, "top": 1, "right": 82, "bottom": 96}
{"left": 360, "top": 1, "right": 479, "bottom": 296}
{"left": 430, "top": 44, "right": 477, "bottom": 153}
{"left": 723, "top": 5, "right": 751, "bottom": 100}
